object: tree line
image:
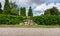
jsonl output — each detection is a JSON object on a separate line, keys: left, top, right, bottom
{"left": 0, "top": 0, "right": 33, "bottom": 16}
{"left": 0, "top": 0, "right": 59, "bottom": 16}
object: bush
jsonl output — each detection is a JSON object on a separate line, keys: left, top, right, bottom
{"left": 0, "top": 14, "right": 26, "bottom": 25}
{"left": 32, "top": 15, "right": 60, "bottom": 25}
{"left": 11, "top": 7, "right": 18, "bottom": 15}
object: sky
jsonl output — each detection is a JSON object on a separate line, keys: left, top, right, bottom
{"left": 0, "top": 0, "right": 60, "bottom": 16}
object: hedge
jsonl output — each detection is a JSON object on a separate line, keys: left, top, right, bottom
{"left": 32, "top": 15, "right": 60, "bottom": 25}
{"left": 0, "top": 14, "right": 60, "bottom": 25}
{"left": 0, "top": 14, "right": 26, "bottom": 25}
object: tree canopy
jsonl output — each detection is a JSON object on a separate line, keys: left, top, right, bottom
{"left": 10, "top": 1, "right": 17, "bottom": 9}
{"left": 0, "top": 3, "right": 3, "bottom": 14}
{"left": 28, "top": 6, "right": 33, "bottom": 16}
{"left": 20, "top": 7, "right": 26, "bottom": 16}
{"left": 0, "top": 3, "right": 1, "bottom": 9}
{"left": 3, "top": 0, "right": 11, "bottom": 14}
{"left": 45, "top": 7, "right": 59, "bottom": 15}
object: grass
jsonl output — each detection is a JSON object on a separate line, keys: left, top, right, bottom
{"left": 0, "top": 24, "right": 60, "bottom": 28}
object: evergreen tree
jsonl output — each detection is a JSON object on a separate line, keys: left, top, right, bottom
{"left": 0, "top": 3, "right": 3, "bottom": 14}
{"left": 20, "top": 7, "right": 26, "bottom": 16}
{"left": 28, "top": 6, "right": 33, "bottom": 16}
{"left": 0, "top": 3, "right": 1, "bottom": 9}
{"left": 10, "top": 1, "right": 17, "bottom": 9}
{"left": 22, "top": 7, "right": 26, "bottom": 16}
{"left": 20, "top": 7, "right": 23, "bottom": 16}
{"left": 3, "top": 0, "right": 11, "bottom": 14}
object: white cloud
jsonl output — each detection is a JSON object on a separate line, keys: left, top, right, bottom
{"left": 55, "top": 3, "right": 60, "bottom": 11}
{"left": 15, "top": 0, "right": 30, "bottom": 7}
{"left": 34, "top": 3, "right": 47, "bottom": 11}
{"left": 34, "top": 3, "right": 60, "bottom": 15}
{"left": 0, "top": 0, "right": 4, "bottom": 9}
{"left": 34, "top": 3, "right": 55, "bottom": 11}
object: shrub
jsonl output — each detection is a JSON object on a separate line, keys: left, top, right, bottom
{"left": 0, "top": 14, "right": 26, "bottom": 25}
{"left": 11, "top": 7, "right": 18, "bottom": 15}
{"left": 32, "top": 15, "right": 60, "bottom": 25}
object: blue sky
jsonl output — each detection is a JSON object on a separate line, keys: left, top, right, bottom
{"left": 0, "top": 0, "right": 60, "bottom": 16}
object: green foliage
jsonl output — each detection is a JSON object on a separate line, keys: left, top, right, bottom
{"left": 0, "top": 14, "right": 26, "bottom": 25}
{"left": 28, "top": 6, "right": 33, "bottom": 16}
{"left": 10, "top": 1, "right": 17, "bottom": 9}
{"left": 11, "top": 7, "right": 18, "bottom": 15}
{"left": 32, "top": 15, "right": 60, "bottom": 25}
{"left": 0, "top": 3, "right": 1, "bottom": 8}
{"left": 20, "top": 7, "right": 23, "bottom": 16}
{"left": 0, "top": 9, "right": 3, "bottom": 14}
{"left": 45, "top": 7, "right": 59, "bottom": 15}
{"left": 0, "top": 3, "right": 3, "bottom": 14}
{"left": 20, "top": 7, "right": 26, "bottom": 16}
{"left": 3, "top": 0, "right": 11, "bottom": 14}
{"left": 45, "top": 9, "right": 51, "bottom": 15}
{"left": 10, "top": 2, "right": 18, "bottom": 15}
{"left": 23, "top": 7, "right": 26, "bottom": 16}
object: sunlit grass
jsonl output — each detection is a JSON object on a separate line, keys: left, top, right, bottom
{"left": 0, "top": 24, "right": 60, "bottom": 28}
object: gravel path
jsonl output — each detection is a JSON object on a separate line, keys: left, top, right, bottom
{"left": 0, "top": 28, "right": 60, "bottom": 36}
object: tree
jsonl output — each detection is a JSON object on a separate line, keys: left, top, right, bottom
{"left": 22, "top": 7, "right": 26, "bottom": 16}
{"left": 20, "top": 7, "right": 26, "bottom": 16}
{"left": 3, "top": 0, "right": 11, "bottom": 14}
{"left": 11, "top": 7, "right": 18, "bottom": 15}
{"left": 50, "top": 7, "right": 59, "bottom": 15}
{"left": 10, "top": 1, "right": 18, "bottom": 15}
{"left": 45, "top": 9, "right": 51, "bottom": 15}
{"left": 45, "top": 7, "right": 59, "bottom": 15}
{"left": 0, "top": 3, "right": 1, "bottom": 8}
{"left": 28, "top": 6, "right": 33, "bottom": 16}
{"left": 20, "top": 7, "right": 23, "bottom": 16}
{"left": 10, "top": 1, "right": 17, "bottom": 9}
{"left": 0, "top": 3, "right": 3, "bottom": 14}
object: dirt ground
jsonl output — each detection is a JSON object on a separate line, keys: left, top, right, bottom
{"left": 0, "top": 28, "right": 60, "bottom": 36}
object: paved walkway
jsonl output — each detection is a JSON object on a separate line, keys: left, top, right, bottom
{"left": 0, "top": 28, "right": 60, "bottom": 36}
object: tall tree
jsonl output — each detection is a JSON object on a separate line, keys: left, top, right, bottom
{"left": 0, "top": 3, "right": 3, "bottom": 14}
{"left": 20, "top": 7, "right": 23, "bottom": 16}
{"left": 20, "top": 7, "right": 26, "bottom": 16}
{"left": 3, "top": 0, "right": 11, "bottom": 14}
{"left": 22, "top": 7, "right": 26, "bottom": 16}
{"left": 0, "top": 3, "right": 1, "bottom": 9}
{"left": 28, "top": 6, "right": 33, "bottom": 16}
{"left": 10, "top": 1, "right": 17, "bottom": 9}
{"left": 10, "top": 1, "right": 18, "bottom": 15}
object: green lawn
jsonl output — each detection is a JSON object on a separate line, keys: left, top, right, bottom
{"left": 0, "top": 25, "right": 60, "bottom": 28}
